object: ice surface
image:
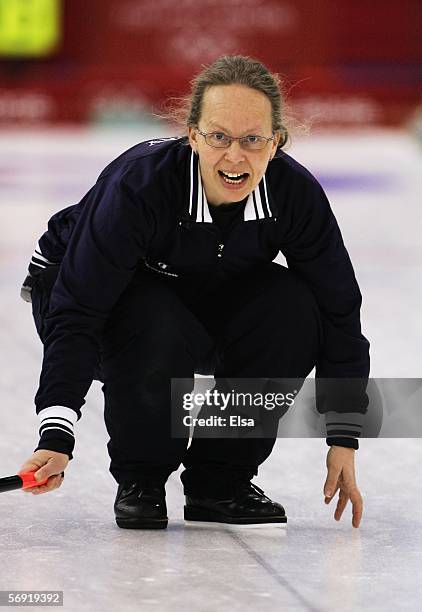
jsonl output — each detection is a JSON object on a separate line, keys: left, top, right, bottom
{"left": 0, "top": 127, "right": 421, "bottom": 611}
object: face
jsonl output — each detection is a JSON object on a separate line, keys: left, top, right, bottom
{"left": 188, "top": 84, "right": 280, "bottom": 206}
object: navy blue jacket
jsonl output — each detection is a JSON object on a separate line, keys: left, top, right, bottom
{"left": 23, "top": 137, "right": 370, "bottom": 456}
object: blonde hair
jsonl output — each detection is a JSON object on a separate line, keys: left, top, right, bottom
{"left": 159, "top": 55, "right": 292, "bottom": 148}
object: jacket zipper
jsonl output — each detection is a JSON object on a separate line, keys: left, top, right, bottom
{"left": 196, "top": 222, "right": 225, "bottom": 260}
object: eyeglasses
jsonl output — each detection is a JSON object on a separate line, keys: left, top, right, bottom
{"left": 197, "top": 130, "right": 274, "bottom": 151}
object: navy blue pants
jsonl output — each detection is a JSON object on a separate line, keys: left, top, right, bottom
{"left": 96, "top": 263, "right": 322, "bottom": 495}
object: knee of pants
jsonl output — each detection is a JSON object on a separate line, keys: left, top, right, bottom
{"left": 276, "top": 269, "right": 321, "bottom": 322}
{"left": 233, "top": 266, "right": 322, "bottom": 340}
{"left": 104, "top": 280, "right": 182, "bottom": 335}
{"left": 101, "top": 292, "right": 212, "bottom": 381}
{"left": 103, "top": 279, "right": 182, "bottom": 348}
{"left": 101, "top": 315, "right": 193, "bottom": 374}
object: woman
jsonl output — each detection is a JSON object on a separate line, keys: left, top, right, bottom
{"left": 19, "top": 55, "right": 369, "bottom": 529}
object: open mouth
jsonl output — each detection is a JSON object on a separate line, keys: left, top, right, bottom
{"left": 218, "top": 170, "right": 249, "bottom": 185}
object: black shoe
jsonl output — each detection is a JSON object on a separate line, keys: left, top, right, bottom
{"left": 114, "top": 482, "right": 168, "bottom": 529}
{"left": 184, "top": 482, "right": 287, "bottom": 525}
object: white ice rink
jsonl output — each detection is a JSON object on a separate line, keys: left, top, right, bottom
{"left": 1, "top": 126, "right": 421, "bottom": 611}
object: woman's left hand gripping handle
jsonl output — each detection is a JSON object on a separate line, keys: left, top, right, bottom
{"left": 18, "top": 449, "right": 69, "bottom": 494}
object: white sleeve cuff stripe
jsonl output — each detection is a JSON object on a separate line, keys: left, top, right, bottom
{"left": 39, "top": 425, "right": 75, "bottom": 438}
{"left": 324, "top": 411, "right": 365, "bottom": 427}
{"left": 32, "top": 250, "right": 52, "bottom": 264}
{"left": 40, "top": 416, "right": 74, "bottom": 427}
{"left": 38, "top": 406, "right": 79, "bottom": 425}
{"left": 40, "top": 421, "right": 73, "bottom": 436}
{"left": 326, "top": 422, "right": 363, "bottom": 429}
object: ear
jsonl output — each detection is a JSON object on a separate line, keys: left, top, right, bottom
{"left": 270, "top": 130, "right": 281, "bottom": 159}
{"left": 188, "top": 126, "right": 198, "bottom": 154}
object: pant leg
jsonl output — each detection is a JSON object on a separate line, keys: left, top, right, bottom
{"left": 100, "top": 271, "right": 216, "bottom": 485}
{"left": 181, "top": 263, "right": 323, "bottom": 496}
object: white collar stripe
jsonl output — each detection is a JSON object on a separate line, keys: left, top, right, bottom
{"left": 196, "top": 156, "right": 213, "bottom": 222}
{"left": 262, "top": 176, "right": 271, "bottom": 217}
{"left": 189, "top": 151, "right": 194, "bottom": 216}
{"left": 196, "top": 160, "right": 201, "bottom": 222}
{"left": 244, "top": 192, "right": 257, "bottom": 221}
{"left": 196, "top": 160, "right": 203, "bottom": 222}
{"left": 253, "top": 191, "right": 259, "bottom": 218}
{"left": 189, "top": 151, "right": 273, "bottom": 223}
{"left": 203, "top": 186, "right": 213, "bottom": 222}
{"left": 189, "top": 151, "right": 200, "bottom": 220}
{"left": 254, "top": 182, "right": 265, "bottom": 219}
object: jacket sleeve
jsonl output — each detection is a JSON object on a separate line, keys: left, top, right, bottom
{"left": 280, "top": 172, "right": 370, "bottom": 448}
{"left": 34, "top": 175, "right": 155, "bottom": 455}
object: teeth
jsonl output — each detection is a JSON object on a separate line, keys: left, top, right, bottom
{"left": 222, "top": 171, "right": 244, "bottom": 178}
{"left": 220, "top": 170, "right": 248, "bottom": 185}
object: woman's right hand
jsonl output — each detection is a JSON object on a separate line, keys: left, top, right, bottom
{"left": 19, "top": 449, "right": 69, "bottom": 495}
